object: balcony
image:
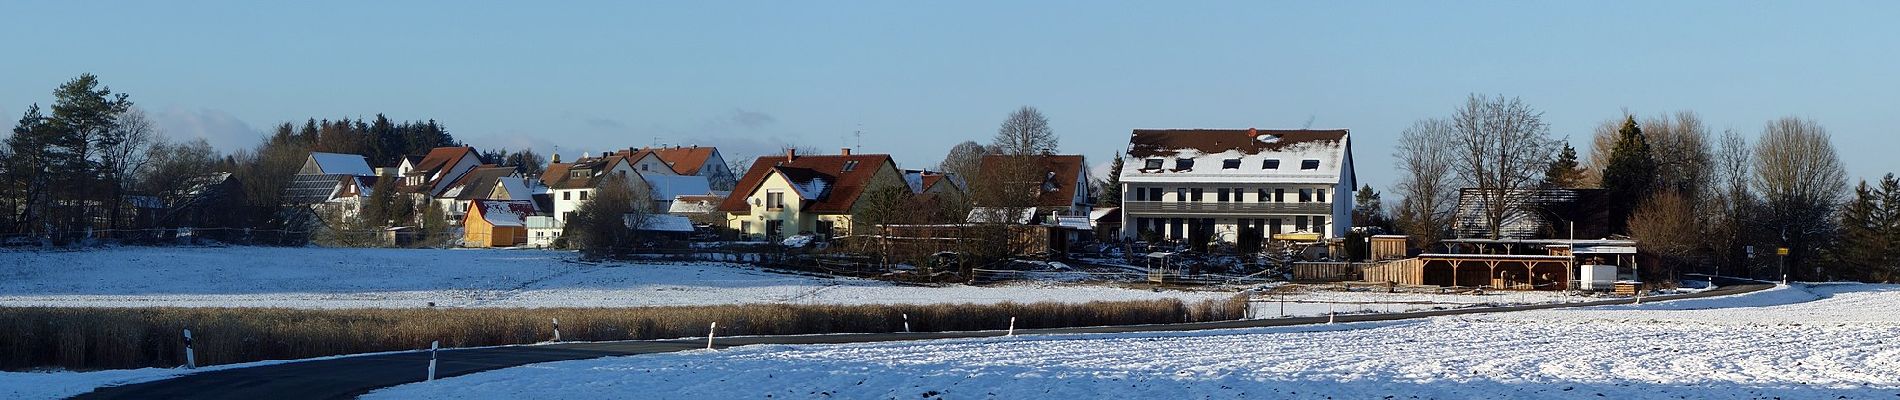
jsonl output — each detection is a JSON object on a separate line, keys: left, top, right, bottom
{"left": 1121, "top": 201, "right": 1330, "bottom": 216}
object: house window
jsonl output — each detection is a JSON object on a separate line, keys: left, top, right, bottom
{"left": 741, "top": 221, "right": 752, "bottom": 233}
{"left": 1257, "top": 189, "right": 1268, "bottom": 203}
{"left": 1144, "top": 159, "right": 1163, "bottom": 169}
{"left": 1275, "top": 188, "right": 1285, "bottom": 202}
{"left": 1299, "top": 189, "right": 1311, "bottom": 203}
{"left": 563, "top": 212, "right": 574, "bottom": 221}
{"left": 563, "top": 191, "right": 571, "bottom": 200}
{"left": 843, "top": 161, "right": 858, "bottom": 171}
{"left": 766, "top": 191, "right": 785, "bottom": 210}
{"left": 579, "top": 191, "right": 589, "bottom": 201}
{"left": 1147, "top": 188, "right": 1162, "bottom": 202}
{"left": 1263, "top": 159, "right": 1280, "bottom": 169}
{"left": 641, "top": 164, "right": 649, "bottom": 171}
{"left": 1175, "top": 158, "right": 1194, "bottom": 170}
{"left": 1134, "top": 187, "right": 1146, "bottom": 201}
{"left": 1296, "top": 216, "right": 1309, "bottom": 231}
{"left": 1221, "top": 159, "right": 1241, "bottom": 169}
{"left": 1176, "top": 188, "right": 1186, "bottom": 201}
{"left": 571, "top": 170, "right": 587, "bottom": 178}
{"left": 1316, "top": 189, "right": 1326, "bottom": 203}
{"left": 1190, "top": 188, "right": 1203, "bottom": 202}
{"left": 1217, "top": 188, "right": 1230, "bottom": 202}
{"left": 1234, "top": 188, "right": 1244, "bottom": 202}
{"left": 1314, "top": 216, "right": 1327, "bottom": 232}
{"left": 1301, "top": 160, "right": 1320, "bottom": 170}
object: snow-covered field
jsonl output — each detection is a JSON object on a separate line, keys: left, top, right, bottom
{"left": 0, "top": 247, "right": 1232, "bottom": 308}
{"left": 366, "top": 283, "right": 1900, "bottom": 399}
{"left": 1248, "top": 285, "right": 1591, "bottom": 318}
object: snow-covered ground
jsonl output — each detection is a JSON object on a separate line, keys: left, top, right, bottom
{"left": 0, "top": 247, "right": 1233, "bottom": 308}
{"left": 365, "top": 283, "right": 1900, "bottom": 399}
{"left": 1248, "top": 284, "right": 1590, "bottom": 318}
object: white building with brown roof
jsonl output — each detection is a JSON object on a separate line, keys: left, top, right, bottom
{"left": 1117, "top": 129, "right": 1355, "bottom": 247}
{"left": 718, "top": 149, "right": 904, "bottom": 240}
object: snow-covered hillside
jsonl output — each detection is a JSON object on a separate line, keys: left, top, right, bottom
{"left": 0, "top": 247, "right": 1231, "bottom": 308}
{"left": 365, "top": 284, "right": 1900, "bottom": 399}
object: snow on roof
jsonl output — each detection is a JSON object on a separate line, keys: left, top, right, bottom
{"left": 1055, "top": 216, "right": 1092, "bottom": 230}
{"left": 475, "top": 200, "right": 535, "bottom": 227}
{"left": 309, "top": 152, "right": 375, "bottom": 176}
{"left": 968, "top": 207, "right": 1037, "bottom": 224}
{"left": 1120, "top": 130, "right": 1348, "bottom": 185}
{"left": 627, "top": 214, "right": 695, "bottom": 232}
{"left": 644, "top": 174, "right": 712, "bottom": 200}
{"left": 497, "top": 176, "right": 534, "bottom": 201}
{"left": 668, "top": 195, "right": 723, "bottom": 214}
{"left": 1088, "top": 207, "right": 1118, "bottom": 221}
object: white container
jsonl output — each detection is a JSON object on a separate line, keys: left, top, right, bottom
{"left": 1579, "top": 264, "right": 1618, "bottom": 290}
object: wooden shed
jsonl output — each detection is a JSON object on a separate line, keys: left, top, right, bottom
{"left": 464, "top": 199, "right": 536, "bottom": 247}
{"left": 1370, "top": 235, "right": 1411, "bottom": 260}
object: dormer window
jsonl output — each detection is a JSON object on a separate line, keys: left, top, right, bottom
{"left": 1221, "top": 159, "right": 1241, "bottom": 169}
{"left": 641, "top": 164, "right": 650, "bottom": 171}
{"left": 1301, "top": 160, "right": 1320, "bottom": 170}
{"left": 843, "top": 160, "right": 859, "bottom": 172}
{"left": 1144, "top": 159, "right": 1163, "bottom": 170}
{"left": 1263, "top": 159, "right": 1280, "bottom": 169}
{"left": 570, "top": 170, "right": 587, "bottom": 178}
{"left": 1175, "top": 158, "right": 1194, "bottom": 170}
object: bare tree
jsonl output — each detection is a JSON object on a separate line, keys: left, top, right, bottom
{"left": 991, "top": 106, "right": 1057, "bottom": 155}
{"left": 100, "top": 108, "right": 158, "bottom": 230}
{"left": 1628, "top": 190, "right": 1697, "bottom": 280}
{"left": 1753, "top": 116, "right": 1847, "bottom": 281}
{"left": 1642, "top": 111, "right": 1714, "bottom": 198}
{"left": 938, "top": 140, "right": 989, "bottom": 179}
{"left": 1449, "top": 94, "right": 1560, "bottom": 239}
{"left": 1703, "top": 129, "right": 1760, "bottom": 277}
{"left": 565, "top": 174, "right": 650, "bottom": 260}
{"left": 137, "top": 137, "right": 221, "bottom": 207}
{"left": 1392, "top": 118, "right": 1459, "bottom": 246}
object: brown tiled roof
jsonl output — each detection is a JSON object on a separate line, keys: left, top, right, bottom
{"left": 538, "top": 154, "right": 631, "bottom": 190}
{"left": 1126, "top": 129, "right": 1347, "bottom": 158}
{"left": 977, "top": 154, "right": 1087, "bottom": 208}
{"left": 413, "top": 146, "right": 478, "bottom": 177}
{"left": 647, "top": 146, "right": 718, "bottom": 175}
{"left": 921, "top": 174, "right": 947, "bottom": 192}
{"left": 449, "top": 166, "right": 517, "bottom": 200}
{"left": 717, "top": 153, "right": 895, "bottom": 214}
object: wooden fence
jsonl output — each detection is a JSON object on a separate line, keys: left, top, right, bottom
{"left": 1360, "top": 258, "right": 1425, "bottom": 285}
{"left": 1290, "top": 262, "right": 1356, "bottom": 282}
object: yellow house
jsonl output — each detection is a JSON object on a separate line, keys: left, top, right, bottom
{"left": 719, "top": 149, "right": 905, "bottom": 240}
{"left": 464, "top": 199, "right": 536, "bottom": 247}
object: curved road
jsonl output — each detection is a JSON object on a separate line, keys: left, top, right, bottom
{"left": 74, "top": 283, "right": 1772, "bottom": 400}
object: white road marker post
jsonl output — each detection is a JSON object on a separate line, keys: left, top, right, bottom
{"left": 1279, "top": 294, "right": 1285, "bottom": 318}
{"left": 182, "top": 329, "right": 196, "bottom": 369}
{"left": 427, "top": 341, "right": 439, "bottom": 382}
{"left": 902, "top": 313, "right": 912, "bottom": 333}
{"left": 1007, "top": 317, "right": 1016, "bottom": 336}
{"left": 1328, "top": 298, "right": 1337, "bottom": 324}
{"left": 551, "top": 318, "right": 561, "bottom": 342}
{"left": 706, "top": 322, "right": 717, "bottom": 350}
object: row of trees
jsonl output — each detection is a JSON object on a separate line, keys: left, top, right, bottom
{"left": 2, "top": 74, "right": 469, "bottom": 245}
{"left": 1388, "top": 93, "right": 1873, "bottom": 282}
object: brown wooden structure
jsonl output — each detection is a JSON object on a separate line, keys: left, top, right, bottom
{"left": 1360, "top": 254, "right": 1572, "bottom": 290}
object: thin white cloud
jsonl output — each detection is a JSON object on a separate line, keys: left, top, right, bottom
{"left": 151, "top": 106, "right": 260, "bottom": 152}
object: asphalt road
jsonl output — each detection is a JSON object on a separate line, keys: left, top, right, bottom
{"left": 73, "top": 283, "right": 1772, "bottom": 400}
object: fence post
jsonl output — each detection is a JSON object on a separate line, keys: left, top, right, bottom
{"left": 426, "top": 341, "right": 439, "bottom": 382}
{"left": 1007, "top": 317, "right": 1016, "bottom": 336}
{"left": 551, "top": 318, "right": 561, "bottom": 342}
{"left": 182, "top": 329, "right": 196, "bottom": 369}
{"left": 902, "top": 313, "right": 912, "bottom": 333}
{"left": 706, "top": 322, "right": 717, "bottom": 350}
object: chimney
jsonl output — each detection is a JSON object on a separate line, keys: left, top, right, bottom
{"left": 785, "top": 148, "right": 797, "bottom": 162}
{"left": 840, "top": 147, "right": 851, "bottom": 156}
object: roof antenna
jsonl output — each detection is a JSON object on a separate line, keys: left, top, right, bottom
{"left": 1302, "top": 115, "right": 1317, "bottom": 130}
{"left": 854, "top": 125, "right": 864, "bottom": 154}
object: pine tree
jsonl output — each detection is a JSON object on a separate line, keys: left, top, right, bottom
{"left": 1834, "top": 180, "right": 1882, "bottom": 280}
{"left": 1098, "top": 153, "right": 1123, "bottom": 207}
{"left": 1600, "top": 116, "right": 1656, "bottom": 233}
{"left": 1354, "top": 184, "right": 1388, "bottom": 230}
{"left": 1542, "top": 143, "right": 1585, "bottom": 188}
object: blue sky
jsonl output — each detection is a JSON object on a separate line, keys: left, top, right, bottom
{"left": 5, "top": 1, "right": 1899, "bottom": 190}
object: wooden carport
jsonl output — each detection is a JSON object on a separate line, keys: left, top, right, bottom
{"left": 1362, "top": 254, "right": 1573, "bottom": 290}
